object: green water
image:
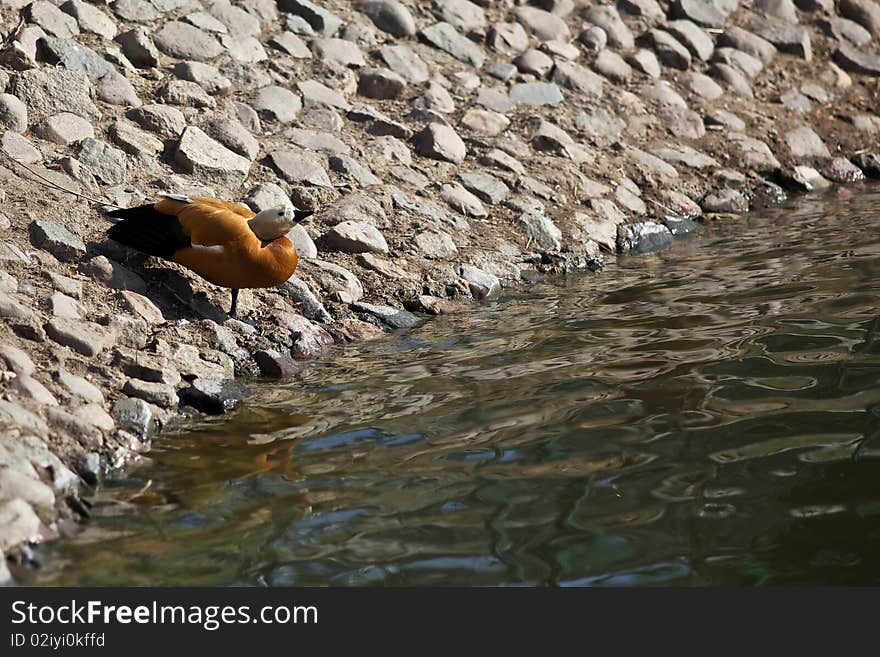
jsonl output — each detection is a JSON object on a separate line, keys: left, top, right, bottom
{"left": 21, "top": 189, "right": 880, "bottom": 586}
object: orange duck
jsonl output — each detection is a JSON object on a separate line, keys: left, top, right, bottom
{"left": 107, "top": 194, "right": 313, "bottom": 316}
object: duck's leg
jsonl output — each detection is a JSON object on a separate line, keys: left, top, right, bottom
{"left": 229, "top": 288, "right": 239, "bottom": 317}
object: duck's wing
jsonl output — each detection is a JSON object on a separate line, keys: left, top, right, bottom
{"left": 107, "top": 196, "right": 256, "bottom": 258}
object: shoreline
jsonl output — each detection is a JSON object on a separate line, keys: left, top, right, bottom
{"left": 1, "top": 0, "right": 880, "bottom": 582}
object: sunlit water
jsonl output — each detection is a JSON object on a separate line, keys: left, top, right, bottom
{"left": 20, "top": 188, "right": 880, "bottom": 586}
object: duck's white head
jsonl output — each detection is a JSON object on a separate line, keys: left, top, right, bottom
{"left": 248, "top": 206, "right": 314, "bottom": 241}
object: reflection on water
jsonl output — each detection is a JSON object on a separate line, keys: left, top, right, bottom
{"left": 21, "top": 189, "right": 880, "bottom": 586}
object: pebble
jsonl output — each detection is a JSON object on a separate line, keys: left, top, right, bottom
{"left": 28, "top": 219, "right": 86, "bottom": 262}
{"left": 325, "top": 221, "right": 389, "bottom": 254}
{"left": 358, "top": 0, "right": 417, "bottom": 37}
{"left": 413, "top": 123, "right": 466, "bottom": 164}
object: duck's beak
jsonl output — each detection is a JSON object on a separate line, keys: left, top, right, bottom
{"left": 294, "top": 210, "right": 314, "bottom": 224}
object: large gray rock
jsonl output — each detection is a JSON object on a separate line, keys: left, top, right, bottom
{"left": 458, "top": 172, "right": 510, "bottom": 204}
{"left": 433, "top": 0, "right": 486, "bottom": 33}
{"left": 840, "top": 0, "right": 880, "bottom": 37}
{"left": 718, "top": 26, "right": 776, "bottom": 65}
{"left": 254, "top": 85, "right": 302, "bottom": 122}
{"left": 672, "top": 0, "right": 731, "bottom": 27}
{"left": 154, "top": 22, "right": 224, "bottom": 61}
{"left": 754, "top": 21, "right": 812, "bottom": 60}
{"left": 28, "top": 219, "right": 86, "bottom": 262}
{"left": 664, "top": 20, "right": 714, "bottom": 61}
{"left": 583, "top": 5, "right": 633, "bottom": 49}
{"left": 834, "top": 41, "right": 880, "bottom": 75}
{"left": 420, "top": 22, "right": 486, "bottom": 67}
{"left": 34, "top": 113, "right": 94, "bottom": 145}
{"left": 647, "top": 29, "right": 692, "bottom": 69}
{"left": 26, "top": 1, "right": 79, "bottom": 38}
{"left": 379, "top": 45, "right": 430, "bottom": 83}
{"left": 45, "top": 318, "right": 115, "bottom": 357}
{"left": 510, "top": 82, "right": 564, "bottom": 106}
{"left": 785, "top": 126, "right": 830, "bottom": 158}
{"left": 278, "top": 0, "right": 343, "bottom": 36}
{"left": 311, "top": 37, "right": 366, "bottom": 67}
{"left": 126, "top": 104, "right": 186, "bottom": 138}
{"left": 487, "top": 21, "right": 529, "bottom": 55}
{"left": 0, "top": 94, "right": 27, "bottom": 133}
{"left": 12, "top": 68, "right": 100, "bottom": 122}
{"left": 324, "top": 221, "right": 389, "bottom": 254}
{"left": 268, "top": 149, "right": 332, "bottom": 186}
{"left": 96, "top": 71, "right": 141, "bottom": 107}
{"left": 39, "top": 37, "right": 113, "bottom": 78}
{"left": 175, "top": 127, "right": 251, "bottom": 187}
{"left": 413, "top": 123, "right": 466, "bottom": 163}
{"left": 116, "top": 27, "right": 160, "bottom": 67}
{"left": 172, "top": 61, "right": 232, "bottom": 95}
{"left": 78, "top": 138, "right": 127, "bottom": 185}
{"left": 358, "top": 0, "right": 416, "bottom": 37}
{"left": 61, "top": 0, "right": 117, "bottom": 39}
{"left": 514, "top": 6, "right": 571, "bottom": 41}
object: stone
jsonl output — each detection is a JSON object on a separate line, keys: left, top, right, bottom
{"left": 460, "top": 109, "right": 510, "bottom": 136}
{"left": 1, "top": 132, "right": 40, "bottom": 164}
{"left": 253, "top": 86, "right": 302, "bottom": 124}
{"left": 819, "top": 17, "right": 873, "bottom": 46}
{"left": 358, "top": 0, "right": 417, "bottom": 37}
{"left": 594, "top": 50, "right": 632, "bottom": 82}
{"left": 413, "top": 82, "right": 455, "bottom": 113}
{"left": 665, "top": 20, "right": 714, "bottom": 61}
{"left": 651, "top": 144, "right": 717, "bottom": 169}
{"left": 658, "top": 105, "right": 705, "bottom": 139}
{"left": 269, "top": 149, "right": 332, "bottom": 187}
{"left": 328, "top": 155, "right": 381, "bottom": 186}
{"left": 253, "top": 350, "right": 303, "bottom": 378}
{"left": 420, "top": 22, "right": 486, "bottom": 67}
{"left": 26, "top": 1, "right": 79, "bottom": 38}
{"left": 39, "top": 37, "right": 113, "bottom": 78}
{"left": 172, "top": 62, "right": 232, "bottom": 96}
{"left": 702, "top": 189, "right": 749, "bottom": 213}
{"left": 840, "top": 0, "right": 880, "bottom": 37}
{"left": 154, "top": 22, "right": 224, "bottom": 61}
{"left": 203, "top": 118, "right": 258, "bottom": 160}
{"left": 56, "top": 369, "right": 103, "bottom": 404}
{"left": 754, "top": 21, "right": 812, "bottom": 61}
{"left": 0, "top": 345, "right": 35, "bottom": 376}
{"left": 353, "top": 302, "right": 418, "bottom": 329}
{"left": 269, "top": 31, "right": 311, "bottom": 58}
{"left": 0, "top": 291, "right": 31, "bottom": 319}
{"left": 123, "top": 379, "right": 177, "bottom": 408}
{"left": 509, "top": 82, "right": 565, "bottom": 106}
{"left": 117, "top": 290, "right": 165, "bottom": 324}
{"left": 96, "top": 71, "right": 141, "bottom": 107}
{"left": 116, "top": 27, "right": 160, "bottom": 68}
{"left": 112, "top": 0, "right": 160, "bottom": 23}
{"left": 78, "top": 138, "right": 127, "bottom": 185}
{"left": 0, "top": 94, "right": 27, "bottom": 133}
{"left": 729, "top": 133, "right": 781, "bottom": 171}
{"left": 277, "top": 311, "right": 335, "bottom": 357}
{"left": 414, "top": 230, "right": 457, "bottom": 258}
{"left": 628, "top": 49, "right": 662, "bottom": 78}
{"left": 834, "top": 42, "right": 880, "bottom": 76}
{"left": 175, "top": 127, "right": 251, "bottom": 187}
{"left": 580, "top": 26, "right": 608, "bottom": 52}
{"left": 297, "top": 80, "right": 351, "bottom": 111}
{"left": 756, "top": 0, "right": 799, "bottom": 22}
{"left": 0, "top": 498, "right": 44, "bottom": 551}
{"left": 551, "top": 61, "right": 603, "bottom": 98}
{"left": 45, "top": 318, "right": 114, "bottom": 357}
{"left": 109, "top": 121, "right": 163, "bottom": 157}
{"left": 706, "top": 109, "right": 746, "bottom": 131}
{"left": 324, "top": 221, "right": 389, "bottom": 254}
{"left": 514, "top": 6, "right": 570, "bottom": 41}
{"left": 515, "top": 49, "right": 554, "bottom": 76}
{"left": 488, "top": 22, "right": 529, "bottom": 55}
{"left": 647, "top": 29, "right": 692, "bottom": 70}
{"left": 413, "top": 123, "right": 466, "bottom": 164}
{"left": 279, "top": 0, "right": 343, "bottom": 36}
{"left": 517, "top": 212, "right": 562, "bottom": 251}
{"left": 710, "top": 63, "right": 754, "bottom": 97}
{"left": 127, "top": 104, "right": 186, "bottom": 138}
{"left": 61, "top": 0, "right": 116, "bottom": 39}
{"left": 820, "top": 157, "right": 866, "bottom": 183}
{"left": 718, "top": 27, "right": 777, "bottom": 65}
{"left": 672, "top": 0, "right": 730, "bottom": 27}
{"left": 48, "top": 291, "right": 80, "bottom": 319}
{"left": 158, "top": 79, "right": 216, "bottom": 109}
{"left": 785, "top": 126, "right": 830, "bottom": 158}
{"left": 583, "top": 5, "right": 633, "bottom": 49}
{"left": 441, "top": 183, "right": 487, "bottom": 217}
{"left": 358, "top": 69, "right": 406, "bottom": 99}
{"left": 12, "top": 68, "right": 99, "bottom": 122}
{"left": 311, "top": 37, "right": 366, "bottom": 68}
{"left": 112, "top": 397, "right": 154, "bottom": 435}
{"left": 459, "top": 264, "right": 500, "bottom": 299}
{"left": 79, "top": 255, "right": 147, "bottom": 293}
{"left": 458, "top": 172, "right": 509, "bottom": 205}
{"left": 376, "top": 51, "right": 427, "bottom": 88}
{"left": 851, "top": 153, "right": 880, "bottom": 178}
{"left": 28, "top": 219, "right": 86, "bottom": 262}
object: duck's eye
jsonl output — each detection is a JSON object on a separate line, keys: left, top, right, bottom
{"left": 277, "top": 211, "right": 284, "bottom": 216}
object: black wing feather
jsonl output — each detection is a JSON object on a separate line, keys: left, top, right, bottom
{"left": 107, "top": 204, "right": 191, "bottom": 260}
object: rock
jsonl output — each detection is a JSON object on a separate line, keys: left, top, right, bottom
{"left": 851, "top": 153, "right": 880, "bottom": 178}
{"left": 689, "top": 72, "right": 724, "bottom": 100}
{"left": 127, "top": 104, "right": 186, "bottom": 138}
{"left": 0, "top": 498, "right": 44, "bottom": 551}
{"left": 117, "top": 289, "right": 165, "bottom": 324}
{"left": 96, "top": 71, "right": 141, "bottom": 107}
{"left": 279, "top": 0, "right": 343, "bottom": 36}
{"left": 61, "top": 0, "right": 116, "bottom": 39}
{"left": 820, "top": 17, "right": 873, "bottom": 46}
{"left": 517, "top": 212, "right": 562, "bottom": 251}
{"left": 111, "top": 397, "right": 154, "bottom": 435}
{"left": 785, "top": 126, "right": 830, "bottom": 158}
{"left": 328, "top": 155, "right": 381, "bottom": 186}
{"left": 175, "top": 127, "right": 251, "bottom": 187}
{"left": 413, "top": 81, "right": 455, "bottom": 113}
{"left": 458, "top": 172, "right": 509, "bottom": 205}
{"left": 729, "top": 132, "right": 781, "bottom": 171}
{"left": 123, "top": 379, "right": 177, "bottom": 408}
{"left": 269, "top": 31, "right": 311, "bottom": 58}
{"left": 706, "top": 109, "right": 746, "bottom": 131}
{"left": 48, "top": 291, "right": 80, "bottom": 319}
{"left": 202, "top": 118, "right": 257, "bottom": 160}
{"left": 415, "top": 230, "right": 457, "bottom": 258}
{"left": 154, "top": 22, "right": 223, "bottom": 61}
{"left": 413, "top": 123, "right": 466, "bottom": 163}
{"left": 420, "top": 22, "right": 486, "bottom": 67}
{"left": 269, "top": 149, "right": 332, "bottom": 186}
{"left": 28, "top": 219, "right": 86, "bottom": 262}
{"left": 619, "top": 222, "right": 674, "bottom": 254}
{"left": 514, "top": 6, "right": 570, "bottom": 41}
{"left": 311, "top": 37, "right": 366, "bottom": 68}
{"left": 551, "top": 61, "right": 603, "bottom": 98}
{"left": 0, "top": 345, "right": 35, "bottom": 376}
{"left": 840, "top": 0, "right": 880, "bottom": 37}
{"left": 26, "top": 1, "right": 79, "bottom": 38}
{"left": 481, "top": 148, "right": 524, "bottom": 175}
{"left": 325, "top": 221, "right": 389, "bottom": 254}
{"left": 514, "top": 49, "right": 554, "bottom": 76}
{"left": 39, "top": 37, "right": 113, "bottom": 78}
{"left": 254, "top": 85, "right": 302, "bottom": 124}
{"left": 78, "top": 138, "right": 127, "bottom": 185}
{"left": 665, "top": 20, "right": 714, "bottom": 61}
{"left": 116, "top": 27, "right": 160, "bottom": 68}
{"left": 0, "top": 94, "right": 27, "bottom": 133}
{"left": 441, "top": 182, "right": 487, "bottom": 217}
{"left": 112, "top": 0, "right": 160, "bottom": 23}
{"left": 702, "top": 188, "right": 749, "bottom": 213}
{"left": 628, "top": 49, "right": 662, "bottom": 78}
{"left": 280, "top": 275, "right": 331, "bottom": 322}
{"left": 108, "top": 121, "right": 162, "bottom": 157}
{"left": 834, "top": 42, "right": 880, "bottom": 76}
{"left": 11, "top": 68, "right": 99, "bottom": 122}
{"left": 580, "top": 26, "right": 608, "bottom": 51}
{"left": 459, "top": 264, "right": 500, "bottom": 299}
{"left": 646, "top": 29, "right": 692, "bottom": 70}
{"left": 353, "top": 302, "right": 418, "bottom": 329}
{"left": 79, "top": 255, "right": 147, "bottom": 293}
{"left": 1, "top": 132, "right": 40, "bottom": 164}
{"left": 358, "top": 68, "right": 406, "bottom": 99}
{"left": 594, "top": 50, "right": 632, "bottom": 82}
{"left": 509, "top": 82, "right": 564, "bottom": 106}
{"left": 172, "top": 62, "right": 232, "bottom": 96}
{"left": 651, "top": 144, "right": 717, "bottom": 168}
{"left": 672, "top": 0, "right": 730, "bottom": 27}
{"left": 433, "top": 0, "right": 485, "bottom": 33}
{"left": 45, "top": 318, "right": 114, "bottom": 357}
{"left": 0, "top": 291, "right": 31, "bottom": 319}
{"left": 56, "top": 369, "right": 103, "bottom": 404}
{"left": 710, "top": 63, "right": 754, "bottom": 97}
{"left": 158, "top": 79, "right": 216, "bottom": 109}
{"left": 179, "top": 377, "right": 246, "bottom": 414}
{"left": 754, "top": 21, "right": 812, "bottom": 61}
{"left": 820, "top": 157, "right": 866, "bottom": 183}
{"left": 277, "top": 311, "right": 335, "bottom": 357}
{"left": 718, "top": 27, "right": 777, "bottom": 65}
{"left": 460, "top": 109, "right": 510, "bottom": 136}
{"left": 358, "top": 0, "right": 417, "bottom": 37}
{"left": 658, "top": 105, "right": 705, "bottom": 139}
{"left": 488, "top": 22, "right": 529, "bottom": 55}
{"left": 297, "top": 79, "right": 351, "bottom": 111}
{"left": 583, "top": 5, "right": 633, "bottom": 49}
{"left": 373, "top": 50, "right": 427, "bottom": 87}
{"left": 253, "top": 350, "right": 303, "bottom": 378}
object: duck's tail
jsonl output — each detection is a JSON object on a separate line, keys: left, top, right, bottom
{"left": 107, "top": 204, "right": 192, "bottom": 260}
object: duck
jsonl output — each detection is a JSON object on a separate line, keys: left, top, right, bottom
{"left": 106, "top": 194, "right": 313, "bottom": 316}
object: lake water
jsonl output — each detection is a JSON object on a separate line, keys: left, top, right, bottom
{"left": 20, "top": 188, "right": 880, "bottom": 586}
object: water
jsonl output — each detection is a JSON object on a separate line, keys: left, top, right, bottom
{"left": 20, "top": 189, "right": 880, "bottom": 586}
